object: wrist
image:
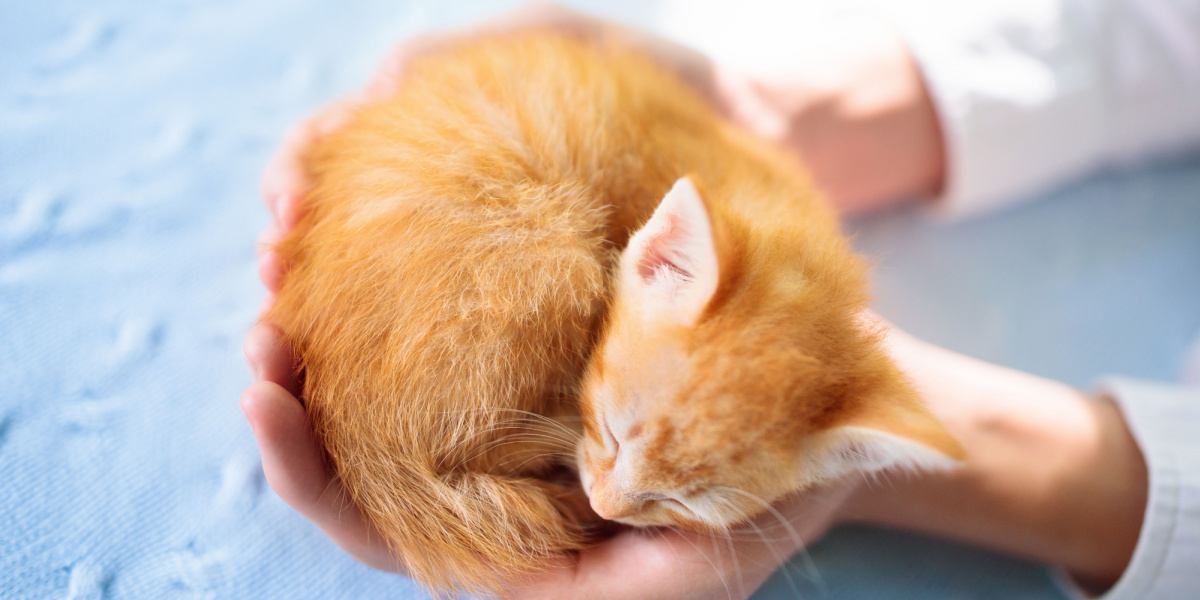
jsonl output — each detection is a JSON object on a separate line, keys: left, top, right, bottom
{"left": 840, "top": 337, "right": 1147, "bottom": 590}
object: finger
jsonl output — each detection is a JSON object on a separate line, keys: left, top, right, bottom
{"left": 243, "top": 322, "right": 300, "bottom": 395}
{"left": 515, "top": 530, "right": 746, "bottom": 600}
{"left": 311, "top": 98, "right": 359, "bottom": 137}
{"left": 261, "top": 118, "right": 317, "bottom": 221}
{"left": 516, "top": 484, "right": 855, "bottom": 600}
{"left": 270, "top": 101, "right": 355, "bottom": 230}
{"left": 241, "top": 380, "right": 331, "bottom": 511}
{"left": 240, "top": 381, "right": 405, "bottom": 572}
{"left": 258, "top": 250, "right": 285, "bottom": 293}
{"left": 256, "top": 224, "right": 286, "bottom": 292}
{"left": 257, "top": 222, "right": 282, "bottom": 254}
{"left": 263, "top": 97, "right": 365, "bottom": 231}
{"left": 261, "top": 152, "right": 308, "bottom": 220}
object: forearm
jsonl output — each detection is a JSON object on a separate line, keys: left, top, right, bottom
{"left": 841, "top": 333, "right": 1148, "bottom": 590}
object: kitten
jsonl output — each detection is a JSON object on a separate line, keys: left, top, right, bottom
{"left": 268, "top": 32, "right": 960, "bottom": 595}
{"left": 576, "top": 176, "right": 963, "bottom": 528}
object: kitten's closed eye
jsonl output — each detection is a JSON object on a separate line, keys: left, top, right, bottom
{"left": 633, "top": 492, "right": 667, "bottom": 503}
{"left": 602, "top": 420, "right": 619, "bottom": 452}
{"left": 634, "top": 492, "right": 689, "bottom": 512}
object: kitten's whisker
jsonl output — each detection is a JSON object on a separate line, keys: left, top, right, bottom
{"left": 713, "top": 486, "right": 825, "bottom": 587}
{"left": 664, "top": 526, "right": 735, "bottom": 600}
{"left": 712, "top": 487, "right": 802, "bottom": 552}
{"left": 713, "top": 526, "right": 747, "bottom": 597}
{"left": 722, "top": 496, "right": 802, "bottom": 598}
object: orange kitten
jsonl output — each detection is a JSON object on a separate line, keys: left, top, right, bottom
{"left": 268, "top": 32, "right": 961, "bottom": 595}
{"left": 576, "top": 175, "right": 963, "bottom": 528}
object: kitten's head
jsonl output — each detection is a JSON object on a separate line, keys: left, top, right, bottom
{"left": 577, "top": 176, "right": 963, "bottom": 529}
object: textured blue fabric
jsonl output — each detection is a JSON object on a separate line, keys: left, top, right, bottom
{"left": 2, "top": 1, "right": 1198, "bottom": 598}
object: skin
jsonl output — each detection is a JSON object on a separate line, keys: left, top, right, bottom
{"left": 246, "top": 5, "right": 1147, "bottom": 598}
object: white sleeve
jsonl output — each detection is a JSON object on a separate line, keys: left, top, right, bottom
{"left": 1053, "top": 379, "right": 1200, "bottom": 599}
{"left": 891, "top": 0, "right": 1200, "bottom": 216}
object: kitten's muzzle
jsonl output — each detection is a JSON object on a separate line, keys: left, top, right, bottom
{"left": 588, "top": 477, "right": 642, "bottom": 520}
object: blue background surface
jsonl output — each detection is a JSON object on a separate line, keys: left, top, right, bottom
{"left": 2, "top": 1, "right": 1197, "bottom": 598}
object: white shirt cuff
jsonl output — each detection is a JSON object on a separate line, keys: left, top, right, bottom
{"left": 1054, "top": 379, "right": 1200, "bottom": 599}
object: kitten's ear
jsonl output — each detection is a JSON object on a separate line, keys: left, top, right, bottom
{"left": 619, "top": 176, "right": 719, "bottom": 325}
{"left": 802, "top": 390, "right": 965, "bottom": 483}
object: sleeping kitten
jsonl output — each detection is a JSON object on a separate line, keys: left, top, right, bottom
{"left": 576, "top": 175, "right": 963, "bottom": 528}
{"left": 268, "top": 32, "right": 960, "bottom": 596}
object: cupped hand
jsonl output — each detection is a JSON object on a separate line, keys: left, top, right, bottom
{"left": 242, "top": 324, "right": 405, "bottom": 572}
{"left": 242, "top": 325, "right": 851, "bottom": 597}
{"left": 508, "top": 482, "right": 853, "bottom": 599}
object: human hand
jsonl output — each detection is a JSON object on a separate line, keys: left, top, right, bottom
{"left": 240, "top": 339, "right": 854, "bottom": 597}
{"left": 507, "top": 482, "right": 854, "bottom": 600}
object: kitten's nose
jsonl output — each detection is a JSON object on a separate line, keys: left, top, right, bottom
{"left": 589, "top": 480, "right": 640, "bottom": 520}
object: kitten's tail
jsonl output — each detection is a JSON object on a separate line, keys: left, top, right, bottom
{"left": 362, "top": 468, "right": 600, "bottom": 596}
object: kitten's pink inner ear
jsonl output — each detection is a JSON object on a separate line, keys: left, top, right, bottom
{"left": 620, "top": 177, "right": 719, "bottom": 325}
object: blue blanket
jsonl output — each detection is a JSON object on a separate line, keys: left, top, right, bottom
{"left": 3, "top": 1, "right": 1198, "bottom": 598}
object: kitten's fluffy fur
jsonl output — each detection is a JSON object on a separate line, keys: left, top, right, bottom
{"left": 269, "top": 33, "right": 960, "bottom": 595}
